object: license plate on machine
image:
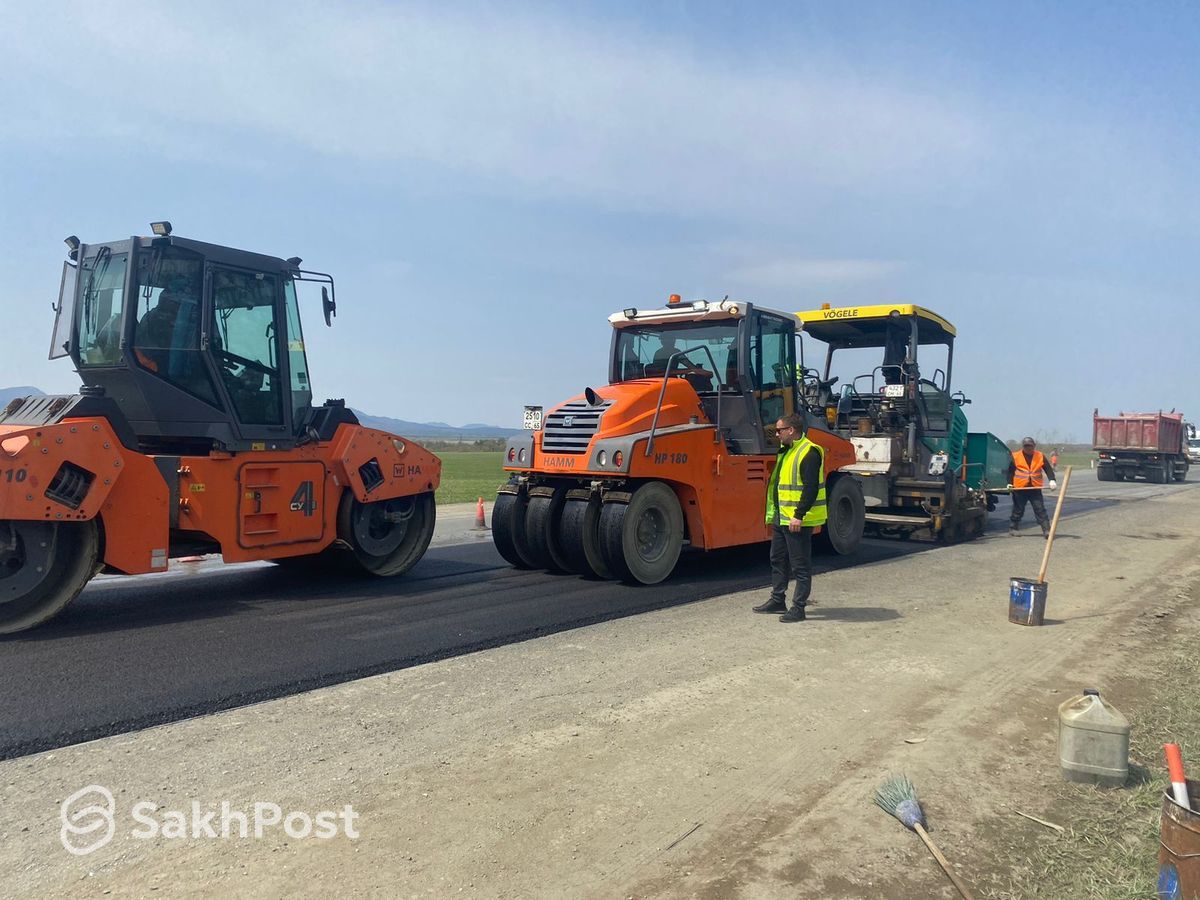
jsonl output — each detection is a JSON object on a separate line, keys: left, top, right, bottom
{"left": 523, "top": 406, "right": 544, "bottom": 430}
{"left": 882, "top": 384, "right": 905, "bottom": 398}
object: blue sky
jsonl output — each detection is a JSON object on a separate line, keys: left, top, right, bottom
{"left": 1, "top": 1, "right": 1196, "bottom": 440}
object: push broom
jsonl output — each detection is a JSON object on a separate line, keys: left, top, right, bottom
{"left": 875, "top": 775, "right": 975, "bottom": 900}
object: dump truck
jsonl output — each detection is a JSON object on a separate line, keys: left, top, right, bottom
{"left": 0, "top": 223, "right": 440, "bottom": 633}
{"left": 492, "top": 297, "right": 863, "bottom": 584}
{"left": 795, "top": 303, "right": 1008, "bottom": 542}
{"left": 1093, "top": 409, "right": 1189, "bottom": 483}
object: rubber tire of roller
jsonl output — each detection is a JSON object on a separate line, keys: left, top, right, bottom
{"left": 0, "top": 520, "right": 99, "bottom": 635}
{"left": 523, "top": 489, "right": 571, "bottom": 573}
{"left": 597, "top": 481, "right": 684, "bottom": 585}
{"left": 339, "top": 491, "right": 436, "bottom": 577}
{"left": 813, "top": 476, "right": 865, "bottom": 555}
{"left": 558, "top": 497, "right": 611, "bottom": 579}
{"left": 492, "top": 490, "right": 534, "bottom": 569}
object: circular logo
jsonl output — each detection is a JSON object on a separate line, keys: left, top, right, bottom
{"left": 60, "top": 784, "right": 116, "bottom": 856}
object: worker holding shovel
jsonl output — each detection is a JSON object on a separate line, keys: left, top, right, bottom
{"left": 1007, "top": 437, "right": 1057, "bottom": 538}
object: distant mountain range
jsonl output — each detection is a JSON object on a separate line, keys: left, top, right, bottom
{"left": 0, "top": 386, "right": 518, "bottom": 439}
{"left": 350, "top": 410, "right": 519, "bottom": 439}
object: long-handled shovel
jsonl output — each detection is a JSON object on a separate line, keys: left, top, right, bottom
{"left": 1036, "top": 465, "right": 1072, "bottom": 584}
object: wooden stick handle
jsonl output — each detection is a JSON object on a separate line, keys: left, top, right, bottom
{"left": 1036, "top": 465, "right": 1072, "bottom": 584}
{"left": 914, "top": 823, "right": 975, "bottom": 900}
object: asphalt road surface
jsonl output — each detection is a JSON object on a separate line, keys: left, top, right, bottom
{"left": 0, "top": 472, "right": 1139, "bottom": 760}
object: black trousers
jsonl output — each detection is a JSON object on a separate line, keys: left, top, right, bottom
{"left": 769, "top": 525, "right": 813, "bottom": 608}
{"left": 1010, "top": 490, "right": 1049, "bottom": 528}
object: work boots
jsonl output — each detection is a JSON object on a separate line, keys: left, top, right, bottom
{"left": 752, "top": 598, "right": 787, "bottom": 614}
{"left": 779, "top": 605, "right": 807, "bottom": 623}
{"left": 1042, "top": 523, "right": 1051, "bottom": 539}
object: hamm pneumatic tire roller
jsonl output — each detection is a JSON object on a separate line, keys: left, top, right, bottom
{"left": 492, "top": 296, "right": 864, "bottom": 584}
{"left": 0, "top": 222, "right": 439, "bottom": 634}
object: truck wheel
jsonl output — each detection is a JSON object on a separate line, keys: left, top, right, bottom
{"left": 813, "top": 476, "right": 865, "bottom": 555}
{"left": 1149, "top": 465, "right": 1168, "bottom": 485}
{"left": 492, "top": 489, "right": 534, "bottom": 569}
{"left": 338, "top": 491, "right": 436, "bottom": 577}
{"left": 559, "top": 496, "right": 611, "bottom": 578}
{"left": 0, "top": 520, "right": 99, "bottom": 634}
{"left": 524, "top": 487, "right": 571, "bottom": 573}
{"left": 1096, "top": 465, "right": 1114, "bottom": 482}
{"left": 598, "top": 482, "right": 684, "bottom": 584}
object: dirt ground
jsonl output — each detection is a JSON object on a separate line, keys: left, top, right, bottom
{"left": 2, "top": 476, "right": 1197, "bottom": 899}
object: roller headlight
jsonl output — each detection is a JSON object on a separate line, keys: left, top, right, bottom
{"left": 597, "top": 450, "right": 608, "bottom": 467}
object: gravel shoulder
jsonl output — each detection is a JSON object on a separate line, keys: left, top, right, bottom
{"left": 3, "top": 477, "right": 1197, "bottom": 898}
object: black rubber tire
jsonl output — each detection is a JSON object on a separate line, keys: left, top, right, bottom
{"left": 1096, "top": 465, "right": 1115, "bottom": 482}
{"left": 559, "top": 496, "right": 611, "bottom": 578}
{"left": 0, "top": 520, "right": 99, "bottom": 634}
{"left": 492, "top": 489, "right": 534, "bottom": 569}
{"left": 523, "top": 488, "right": 571, "bottom": 573}
{"left": 597, "top": 482, "right": 684, "bottom": 585}
{"left": 813, "top": 476, "right": 865, "bottom": 555}
{"left": 337, "top": 491, "right": 436, "bottom": 577}
{"left": 1149, "top": 465, "right": 1169, "bottom": 485}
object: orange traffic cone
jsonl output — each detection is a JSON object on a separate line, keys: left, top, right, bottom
{"left": 475, "top": 497, "right": 487, "bottom": 529}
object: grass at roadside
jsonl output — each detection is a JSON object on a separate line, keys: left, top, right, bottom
{"left": 436, "top": 451, "right": 506, "bottom": 504}
{"left": 987, "top": 587, "right": 1200, "bottom": 898}
{"left": 1055, "top": 451, "right": 1097, "bottom": 472}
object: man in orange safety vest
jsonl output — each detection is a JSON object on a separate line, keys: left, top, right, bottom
{"left": 1006, "top": 436, "right": 1058, "bottom": 538}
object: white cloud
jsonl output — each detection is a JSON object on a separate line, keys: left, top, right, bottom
{"left": 0, "top": 3, "right": 984, "bottom": 218}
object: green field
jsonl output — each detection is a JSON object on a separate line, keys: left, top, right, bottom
{"left": 436, "top": 451, "right": 507, "bottom": 504}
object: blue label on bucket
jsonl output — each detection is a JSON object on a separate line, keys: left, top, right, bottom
{"left": 1011, "top": 582, "right": 1034, "bottom": 610}
{"left": 1157, "top": 861, "right": 1180, "bottom": 899}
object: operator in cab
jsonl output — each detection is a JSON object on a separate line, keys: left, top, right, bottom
{"left": 1007, "top": 436, "right": 1057, "bottom": 538}
{"left": 754, "top": 413, "right": 827, "bottom": 623}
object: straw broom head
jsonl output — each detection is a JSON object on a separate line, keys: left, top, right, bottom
{"left": 875, "top": 774, "right": 927, "bottom": 831}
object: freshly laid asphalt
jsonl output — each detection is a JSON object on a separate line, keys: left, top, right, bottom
{"left": 0, "top": 481, "right": 1128, "bottom": 760}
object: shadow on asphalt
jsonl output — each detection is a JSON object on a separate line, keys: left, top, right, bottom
{"left": 803, "top": 606, "right": 902, "bottom": 623}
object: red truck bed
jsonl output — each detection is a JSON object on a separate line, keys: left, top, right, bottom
{"left": 1093, "top": 410, "right": 1184, "bottom": 453}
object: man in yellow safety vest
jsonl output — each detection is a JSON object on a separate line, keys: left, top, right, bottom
{"left": 754, "top": 412, "right": 827, "bottom": 623}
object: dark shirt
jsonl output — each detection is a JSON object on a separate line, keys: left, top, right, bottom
{"left": 773, "top": 443, "right": 823, "bottom": 523}
{"left": 1005, "top": 451, "right": 1056, "bottom": 484}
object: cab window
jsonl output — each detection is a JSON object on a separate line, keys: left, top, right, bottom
{"left": 750, "top": 313, "right": 796, "bottom": 438}
{"left": 76, "top": 249, "right": 128, "bottom": 367}
{"left": 131, "top": 248, "right": 219, "bottom": 405}
{"left": 212, "top": 268, "right": 283, "bottom": 426}
{"left": 283, "top": 278, "right": 312, "bottom": 426}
